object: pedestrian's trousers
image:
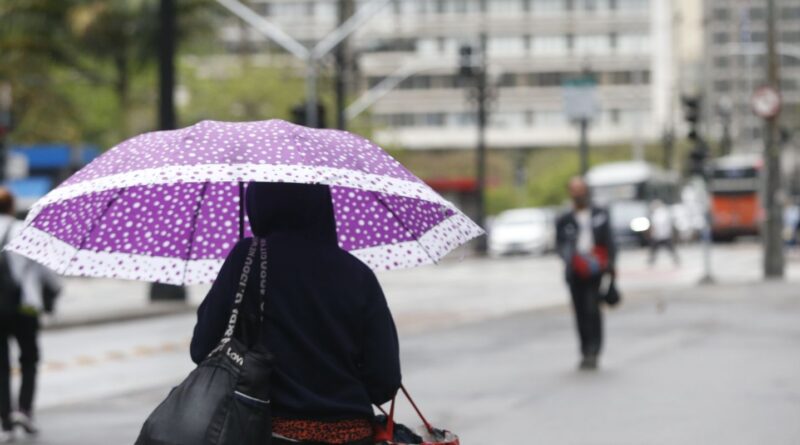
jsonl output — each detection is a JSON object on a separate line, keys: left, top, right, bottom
{"left": 0, "top": 312, "right": 40, "bottom": 430}
{"left": 569, "top": 277, "right": 603, "bottom": 357}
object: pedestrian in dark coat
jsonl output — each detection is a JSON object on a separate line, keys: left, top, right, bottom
{"left": 191, "top": 182, "right": 401, "bottom": 445}
{"left": 555, "top": 177, "right": 617, "bottom": 370}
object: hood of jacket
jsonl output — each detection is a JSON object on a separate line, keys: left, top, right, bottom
{"left": 245, "top": 182, "right": 338, "bottom": 245}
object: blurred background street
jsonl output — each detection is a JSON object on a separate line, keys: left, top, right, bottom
{"left": 14, "top": 247, "right": 800, "bottom": 445}
{"left": 0, "top": 242, "right": 795, "bottom": 444}
{"left": 2, "top": 0, "right": 800, "bottom": 443}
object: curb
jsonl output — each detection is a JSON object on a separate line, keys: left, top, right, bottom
{"left": 42, "top": 303, "right": 197, "bottom": 332}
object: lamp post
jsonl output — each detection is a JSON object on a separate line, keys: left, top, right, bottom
{"left": 151, "top": 0, "right": 187, "bottom": 302}
{"left": 458, "top": 35, "right": 489, "bottom": 254}
{"left": 761, "top": 0, "right": 784, "bottom": 279}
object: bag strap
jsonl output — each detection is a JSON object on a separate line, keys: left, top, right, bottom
{"left": 215, "top": 238, "right": 260, "bottom": 351}
{"left": 377, "top": 385, "right": 435, "bottom": 437}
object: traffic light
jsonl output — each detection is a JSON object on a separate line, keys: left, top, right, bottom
{"left": 682, "top": 95, "right": 708, "bottom": 177}
{"left": 682, "top": 95, "right": 702, "bottom": 124}
{"left": 291, "top": 103, "right": 327, "bottom": 128}
{"left": 458, "top": 45, "right": 476, "bottom": 77}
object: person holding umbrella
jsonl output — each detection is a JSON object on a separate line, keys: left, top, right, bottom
{"left": 555, "top": 177, "right": 617, "bottom": 371}
{"left": 191, "top": 182, "right": 401, "bottom": 445}
{"left": 7, "top": 119, "right": 483, "bottom": 444}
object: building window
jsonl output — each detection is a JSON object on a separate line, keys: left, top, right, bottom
{"left": 749, "top": 7, "right": 766, "bottom": 20}
{"left": 522, "top": 0, "right": 532, "bottom": 12}
{"left": 714, "top": 56, "right": 730, "bottom": 68}
{"left": 531, "top": 35, "right": 569, "bottom": 56}
{"left": 489, "top": 36, "right": 526, "bottom": 56}
{"left": 712, "top": 32, "right": 730, "bottom": 44}
{"left": 525, "top": 110, "right": 535, "bottom": 126}
{"left": 575, "top": 34, "right": 611, "bottom": 55}
{"left": 488, "top": 0, "right": 524, "bottom": 14}
{"left": 533, "top": 72, "right": 565, "bottom": 87}
{"left": 617, "top": 0, "right": 648, "bottom": 11}
{"left": 782, "top": 31, "right": 800, "bottom": 43}
{"left": 782, "top": 6, "right": 800, "bottom": 19}
{"left": 533, "top": 0, "right": 565, "bottom": 14}
{"left": 610, "top": 109, "right": 620, "bottom": 124}
{"left": 618, "top": 33, "right": 650, "bottom": 53}
{"left": 713, "top": 8, "right": 730, "bottom": 21}
{"left": 714, "top": 80, "right": 732, "bottom": 92}
{"left": 498, "top": 73, "right": 518, "bottom": 87}
{"left": 609, "top": 32, "right": 618, "bottom": 50}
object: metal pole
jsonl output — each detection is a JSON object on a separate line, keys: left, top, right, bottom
{"left": 335, "top": 0, "right": 354, "bottom": 130}
{"left": 158, "top": 0, "right": 177, "bottom": 131}
{"left": 475, "top": 33, "right": 488, "bottom": 254}
{"left": 700, "top": 192, "right": 714, "bottom": 285}
{"left": 579, "top": 118, "right": 589, "bottom": 176}
{"left": 0, "top": 83, "right": 11, "bottom": 183}
{"left": 152, "top": 0, "right": 186, "bottom": 302}
{"left": 763, "top": 0, "right": 784, "bottom": 278}
{"left": 306, "top": 59, "right": 318, "bottom": 128}
{"left": 631, "top": 67, "right": 644, "bottom": 161}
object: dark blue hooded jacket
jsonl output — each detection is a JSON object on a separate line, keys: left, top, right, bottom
{"left": 190, "top": 182, "right": 401, "bottom": 421}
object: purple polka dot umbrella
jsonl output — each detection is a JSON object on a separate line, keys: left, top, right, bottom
{"left": 7, "top": 120, "right": 484, "bottom": 285}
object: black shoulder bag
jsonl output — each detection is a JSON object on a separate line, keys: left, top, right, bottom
{"left": 136, "top": 238, "right": 274, "bottom": 445}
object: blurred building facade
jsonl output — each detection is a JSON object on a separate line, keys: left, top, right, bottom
{"left": 221, "top": 0, "right": 675, "bottom": 150}
{"left": 703, "top": 0, "right": 800, "bottom": 151}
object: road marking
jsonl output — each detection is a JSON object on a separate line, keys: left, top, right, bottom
{"left": 9, "top": 337, "right": 192, "bottom": 376}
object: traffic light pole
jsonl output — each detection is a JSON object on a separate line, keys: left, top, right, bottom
{"left": 579, "top": 118, "right": 589, "bottom": 176}
{"left": 763, "top": 0, "right": 784, "bottom": 278}
{"left": 151, "top": 0, "right": 187, "bottom": 302}
{"left": 0, "top": 83, "right": 11, "bottom": 183}
{"left": 474, "top": 33, "right": 488, "bottom": 255}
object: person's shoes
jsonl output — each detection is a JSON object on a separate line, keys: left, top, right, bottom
{"left": 11, "top": 412, "right": 38, "bottom": 435}
{"left": 0, "top": 429, "right": 14, "bottom": 443}
{"left": 579, "top": 355, "right": 599, "bottom": 371}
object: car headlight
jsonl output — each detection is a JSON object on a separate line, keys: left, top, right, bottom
{"left": 630, "top": 217, "right": 651, "bottom": 232}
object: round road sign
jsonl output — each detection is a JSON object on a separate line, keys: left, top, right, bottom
{"left": 751, "top": 86, "right": 781, "bottom": 119}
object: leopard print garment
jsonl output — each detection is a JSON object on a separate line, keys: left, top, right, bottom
{"left": 272, "top": 417, "right": 373, "bottom": 444}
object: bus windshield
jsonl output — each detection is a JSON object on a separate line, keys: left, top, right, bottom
{"left": 711, "top": 167, "right": 759, "bottom": 193}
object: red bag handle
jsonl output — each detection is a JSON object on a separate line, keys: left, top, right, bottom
{"left": 376, "top": 385, "right": 435, "bottom": 438}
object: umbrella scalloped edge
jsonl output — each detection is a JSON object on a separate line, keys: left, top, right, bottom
{"left": 7, "top": 213, "right": 484, "bottom": 284}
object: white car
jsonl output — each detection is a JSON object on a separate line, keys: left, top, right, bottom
{"left": 488, "top": 208, "right": 556, "bottom": 257}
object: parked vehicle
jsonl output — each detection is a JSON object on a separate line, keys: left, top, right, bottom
{"left": 608, "top": 200, "right": 651, "bottom": 246}
{"left": 586, "top": 161, "right": 680, "bottom": 247}
{"left": 488, "top": 207, "right": 556, "bottom": 256}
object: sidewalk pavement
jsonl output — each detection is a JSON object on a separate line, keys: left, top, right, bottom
{"left": 45, "top": 242, "right": 800, "bottom": 331}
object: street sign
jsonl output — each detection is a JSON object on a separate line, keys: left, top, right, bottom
{"left": 751, "top": 85, "right": 781, "bottom": 119}
{"left": 563, "top": 76, "right": 599, "bottom": 122}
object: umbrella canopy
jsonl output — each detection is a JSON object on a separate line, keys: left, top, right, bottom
{"left": 8, "top": 120, "right": 483, "bottom": 284}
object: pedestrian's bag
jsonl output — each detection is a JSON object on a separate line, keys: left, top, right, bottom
{"left": 374, "top": 385, "right": 459, "bottom": 445}
{"left": 135, "top": 238, "right": 273, "bottom": 445}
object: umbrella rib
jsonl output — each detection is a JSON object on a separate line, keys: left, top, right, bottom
{"left": 367, "top": 191, "right": 438, "bottom": 265}
{"left": 63, "top": 186, "right": 126, "bottom": 275}
{"left": 181, "top": 181, "right": 210, "bottom": 285}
